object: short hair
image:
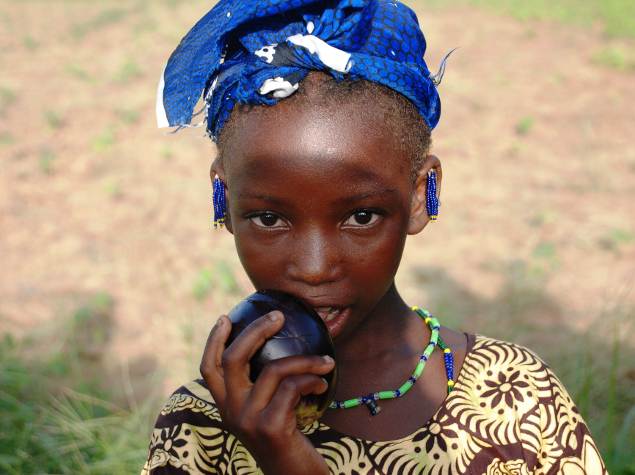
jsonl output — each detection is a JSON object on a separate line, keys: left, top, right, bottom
{"left": 216, "top": 71, "right": 432, "bottom": 183}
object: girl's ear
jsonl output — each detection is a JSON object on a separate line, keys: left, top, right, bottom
{"left": 408, "top": 154, "right": 442, "bottom": 235}
{"left": 210, "top": 159, "right": 234, "bottom": 234}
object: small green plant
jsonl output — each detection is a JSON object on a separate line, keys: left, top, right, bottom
{"left": 43, "top": 109, "right": 65, "bottom": 130}
{"left": 191, "top": 262, "right": 241, "bottom": 302}
{"left": 593, "top": 46, "right": 633, "bottom": 72}
{"left": 116, "top": 108, "right": 140, "bottom": 125}
{"left": 65, "top": 63, "right": 96, "bottom": 83}
{"left": 92, "top": 128, "right": 115, "bottom": 152}
{"left": 532, "top": 241, "right": 559, "bottom": 272}
{"left": 191, "top": 268, "right": 213, "bottom": 301}
{"left": 0, "top": 87, "right": 17, "bottom": 117}
{"left": 516, "top": 116, "right": 535, "bottom": 135}
{"left": 102, "top": 180, "right": 122, "bottom": 198}
{"left": 23, "top": 34, "right": 39, "bottom": 51}
{"left": 114, "top": 59, "right": 143, "bottom": 84}
{"left": 0, "top": 133, "right": 14, "bottom": 146}
{"left": 598, "top": 228, "right": 635, "bottom": 252}
{"left": 529, "top": 208, "right": 555, "bottom": 228}
{"left": 38, "top": 148, "right": 57, "bottom": 174}
{"left": 160, "top": 146, "right": 173, "bottom": 160}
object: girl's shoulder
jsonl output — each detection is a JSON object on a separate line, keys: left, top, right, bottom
{"left": 303, "top": 334, "right": 606, "bottom": 475}
{"left": 141, "top": 379, "right": 239, "bottom": 475}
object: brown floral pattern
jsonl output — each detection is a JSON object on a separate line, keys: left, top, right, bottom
{"left": 142, "top": 335, "right": 607, "bottom": 475}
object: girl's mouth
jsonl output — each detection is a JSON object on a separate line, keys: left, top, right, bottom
{"left": 312, "top": 306, "right": 351, "bottom": 338}
{"left": 313, "top": 307, "right": 341, "bottom": 322}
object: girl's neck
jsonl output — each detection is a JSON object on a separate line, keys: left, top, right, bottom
{"left": 334, "top": 283, "right": 425, "bottom": 363}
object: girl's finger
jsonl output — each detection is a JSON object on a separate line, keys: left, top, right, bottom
{"left": 222, "top": 311, "right": 285, "bottom": 396}
{"left": 248, "top": 355, "right": 334, "bottom": 412}
{"left": 199, "top": 315, "right": 232, "bottom": 409}
{"left": 260, "top": 374, "right": 330, "bottom": 427}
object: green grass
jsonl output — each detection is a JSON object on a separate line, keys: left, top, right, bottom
{"left": 114, "top": 59, "right": 143, "bottom": 84}
{"left": 44, "top": 109, "right": 65, "bottom": 130}
{"left": 0, "top": 87, "right": 17, "bottom": 118}
{"left": 0, "top": 294, "right": 162, "bottom": 474}
{"left": 593, "top": 46, "right": 635, "bottom": 72}
{"left": 71, "top": 8, "right": 129, "bottom": 41}
{"left": 38, "top": 148, "right": 58, "bottom": 174}
{"left": 115, "top": 108, "right": 140, "bottom": 125}
{"left": 419, "top": 0, "right": 635, "bottom": 39}
{"left": 515, "top": 116, "right": 535, "bottom": 135}
{"left": 0, "top": 133, "right": 14, "bottom": 146}
{"left": 65, "top": 64, "right": 96, "bottom": 84}
{"left": 91, "top": 128, "right": 115, "bottom": 153}
{"left": 23, "top": 34, "right": 39, "bottom": 51}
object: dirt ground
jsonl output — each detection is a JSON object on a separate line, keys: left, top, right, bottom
{"left": 1, "top": 0, "right": 634, "bottom": 393}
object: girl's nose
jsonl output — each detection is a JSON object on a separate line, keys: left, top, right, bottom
{"left": 284, "top": 233, "right": 344, "bottom": 286}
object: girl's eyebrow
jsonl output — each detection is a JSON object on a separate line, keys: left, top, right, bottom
{"left": 236, "top": 191, "right": 286, "bottom": 206}
{"left": 335, "top": 188, "right": 397, "bottom": 206}
{"left": 235, "top": 189, "right": 397, "bottom": 207}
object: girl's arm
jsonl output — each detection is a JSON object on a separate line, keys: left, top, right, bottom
{"left": 199, "top": 311, "right": 334, "bottom": 475}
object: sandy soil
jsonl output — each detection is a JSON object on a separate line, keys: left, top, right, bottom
{"left": 1, "top": 0, "right": 634, "bottom": 393}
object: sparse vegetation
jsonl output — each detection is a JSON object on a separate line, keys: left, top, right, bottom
{"left": 92, "top": 128, "right": 115, "bottom": 153}
{"left": 593, "top": 46, "right": 634, "bottom": 72}
{"left": 160, "top": 145, "right": 173, "bottom": 160}
{"left": 0, "top": 294, "right": 162, "bottom": 474}
{"left": 71, "top": 8, "right": 129, "bottom": 41}
{"left": 115, "top": 59, "right": 143, "bottom": 84}
{"left": 38, "top": 148, "right": 57, "bottom": 174}
{"left": 44, "top": 109, "right": 65, "bottom": 130}
{"left": 422, "top": 0, "right": 635, "bottom": 39}
{"left": 23, "top": 34, "right": 39, "bottom": 51}
{"left": 0, "top": 132, "right": 14, "bottom": 146}
{"left": 598, "top": 228, "right": 635, "bottom": 252}
{"left": 116, "top": 108, "right": 140, "bottom": 125}
{"left": 65, "top": 63, "right": 96, "bottom": 84}
{"left": 516, "top": 116, "right": 535, "bottom": 135}
{"left": 102, "top": 179, "right": 122, "bottom": 198}
{"left": 0, "top": 87, "right": 16, "bottom": 118}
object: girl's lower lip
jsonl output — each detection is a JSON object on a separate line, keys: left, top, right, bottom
{"left": 315, "top": 307, "right": 351, "bottom": 338}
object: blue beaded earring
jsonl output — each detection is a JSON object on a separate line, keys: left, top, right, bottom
{"left": 213, "top": 175, "right": 227, "bottom": 229}
{"left": 426, "top": 171, "right": 439, "bottom": 222}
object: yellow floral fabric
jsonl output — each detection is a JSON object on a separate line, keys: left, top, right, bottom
{"left": 142, "top": 335, "right": 607, "bottom": 475}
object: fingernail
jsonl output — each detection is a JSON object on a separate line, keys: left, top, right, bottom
{"left": 215, "top": 318, "right": 223, "bottom": 327}
{"left": 322, "top": 355, "right": 332, "bottom": 364}
{"left": 269, "top": 311, "right": 282, "bottom": 322}
{"left": 321, "top": 378, "right": 328, "bottom": 386}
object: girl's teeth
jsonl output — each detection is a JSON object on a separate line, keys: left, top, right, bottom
{"left": 314, "top": 307, "right": 332, "bottom": 312}
{"left": 326, "top": 309, "right": 341, "bottom": 322}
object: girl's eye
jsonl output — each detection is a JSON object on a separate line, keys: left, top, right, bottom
{"left": 251, "top": 213, "right": 284, "bottom": 228}
{"left": 345, "top": 211, "right": 380, "bottom": 227}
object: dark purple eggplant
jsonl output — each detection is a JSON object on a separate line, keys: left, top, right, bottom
{"left": 226, "top": 290, "right": 338, "bottom": 428}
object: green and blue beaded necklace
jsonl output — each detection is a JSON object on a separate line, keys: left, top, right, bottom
{"left": 329, "top": 307, "right": 454, "bottom": 416}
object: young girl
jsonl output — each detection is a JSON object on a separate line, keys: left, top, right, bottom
{"left": 144, "top": 1, "right": 606, "bottom": 474}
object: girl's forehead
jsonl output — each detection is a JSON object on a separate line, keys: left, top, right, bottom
{"left": 222, "top": 101, "right": 411, "bottom": 190}
{"left": 226, "top": 98, "right": 396, "bottom": 154}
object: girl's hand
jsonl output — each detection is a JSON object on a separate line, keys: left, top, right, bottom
{"left": 200, "top": 311, "right": 334, "bottom": 475}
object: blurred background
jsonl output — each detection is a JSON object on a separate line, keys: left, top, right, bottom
{"left": 1, "top": 0, "right": 634, "bottom": 472}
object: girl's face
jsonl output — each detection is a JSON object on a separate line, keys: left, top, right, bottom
{"left": 219, "top": 100, "right": 427, "bottom": 341}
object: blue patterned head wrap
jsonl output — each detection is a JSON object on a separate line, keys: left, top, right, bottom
{"left": 157, "top": 0, "right": 450, "bottom": 139}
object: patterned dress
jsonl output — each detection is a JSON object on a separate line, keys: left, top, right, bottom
{"left": 142, "top": 335, "right": 607, "bottom": 475}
